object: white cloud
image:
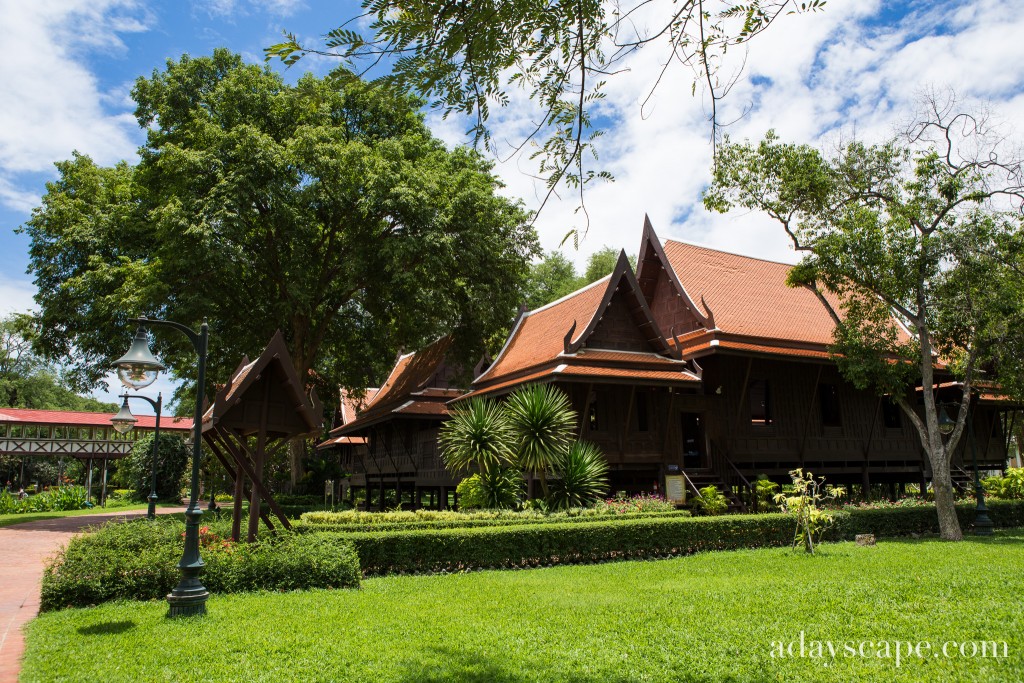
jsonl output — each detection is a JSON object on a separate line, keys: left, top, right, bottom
{"left": 193, "top": 0, "right": 305, "bottom": 19}
{"left": 0, "top": 278, "right": 37, "bottom": 316}
{"left": 435, "top": 0, "right": 1024, "bottom": 269}
{"left": 0, "top": 0, "right": 151, "bottom": 211}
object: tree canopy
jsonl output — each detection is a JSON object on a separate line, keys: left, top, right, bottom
{"left": 266, "top": 0, "right": 824, "bottom": 224}
{"left": 0, "top": 313, "right": 115, "bottom": 412}
{"left": 704, "top": 96, "right": 1024, "bottom": 540}
{"left": 22, "top": 50, "right": 539, "bottom": 418}
{"left": 521, "top": 248, "right": 637, "bottom": 310}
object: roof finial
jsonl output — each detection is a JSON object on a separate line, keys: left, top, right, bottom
{"left": 700, "top": 295, "right": 716, "bottom": 329}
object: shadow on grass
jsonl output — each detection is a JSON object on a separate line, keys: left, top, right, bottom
{"left": 77, "top": 620, "right": 137, "bottom": 635}
{"left": 396, "top": 644, "right": 773, "bottom": 683}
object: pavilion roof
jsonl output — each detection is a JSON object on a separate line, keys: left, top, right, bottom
{"left": 467, "top": 251, "right": 700, "bottom": 399}
{"left": 329, "top": 337, "right": 464, "bottom": 436}
{"left": 202, "top": 330, "right": 323, "bottom": 438}
{"left": 0, "top": 407, "right": 192, "bottom": 431}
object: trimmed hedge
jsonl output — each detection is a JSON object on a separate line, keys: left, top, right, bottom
{"left": 41, "top": 519, "right": 361, "bottom": 611}
{"left": 299, "top": 509, "right": 692, "bottom": 534}
{"left": 345, "top": 500, "right": 1024, "bottom": 576}
{"left": 840, "top": 499, "right": 1024, "bottom": 537}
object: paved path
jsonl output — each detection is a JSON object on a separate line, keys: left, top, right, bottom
{"left": 0, "top": 507, "right": 185, "bottom": 682}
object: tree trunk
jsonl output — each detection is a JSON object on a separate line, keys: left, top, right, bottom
{"left": 932, "top": 466, "right": 962, "bottom": 540}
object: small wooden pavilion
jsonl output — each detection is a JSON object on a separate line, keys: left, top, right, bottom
{"left": 201, "top": 331, "right": 322, "bottom": 541}
{"left": 322, "top": 336, "right": 466, "bottom": 510}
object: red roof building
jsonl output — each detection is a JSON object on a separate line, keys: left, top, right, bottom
{"left": 321, "top": 336, "right": 468, "bottom": 509}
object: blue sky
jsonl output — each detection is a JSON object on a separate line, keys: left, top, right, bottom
{"left": 2, "top": 0, "right": 1023, "bottom": 410}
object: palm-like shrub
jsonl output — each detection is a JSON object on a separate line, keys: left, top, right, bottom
{"left": 439, "top": 398, "right": 516, "bottom": 474}
{"left": 504, "top": 384, "right": 577, "bottom": 497}
{"left": 547, "top": 441, "right": 609, "bottom": 510}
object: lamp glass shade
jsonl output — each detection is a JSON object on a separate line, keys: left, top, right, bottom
{"left": 113, "top": 326, "right": 165, "bottom": 390}
{"left": 110, "top": 398, "right": 138, "bottom": 435}
{"left": 937, "top": 405, "right": 955, "bottom": 436}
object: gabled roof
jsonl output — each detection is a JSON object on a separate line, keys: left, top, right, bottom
{"left": 467, "top": 250, "right": 701, "bottom": 398}
{"left": 202, "top": 330, "right": 323, "bottom": 438}
{"left": 662, "top": 239, "right": 839, "bottom": 346}
{"left": 0, "top": 407, "right": 192, "bottom": 431}
{"left": 330, "top": 337, "right": 464, "bottom": 436}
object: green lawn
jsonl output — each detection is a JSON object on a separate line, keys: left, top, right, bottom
{"left": 0, "top": 503, "right": 174, "bottom": 528}
{"left": 22, "top": 531, "right": 1024, "bottom": 682}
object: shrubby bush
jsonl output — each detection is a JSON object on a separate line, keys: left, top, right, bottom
{"left": 0, "top": 486, "right": 89, "bottom": 514}
{"left": 982, "top": 468, "right": 1024, "bottom": 500}
{"left": 691, "top": 486, "right": 729, "bottom": 516}
{"left": 41, "top": 515, "right": 360, "bottom": 610}
{"left": 122, "top": 433, "right": 189, "bottom": 501}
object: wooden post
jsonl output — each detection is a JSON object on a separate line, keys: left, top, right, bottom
{"left": 439, "top": 486, "right": 448, "bottom": 510}
{"left": 732, "top": 357, "right": 754, "bottom": 434}
{"left": 232, "top": 462, "right": 244, "bottom": 540}
{"left": 85, "top": 457, "right": 93, "bottom": 504}
{"left": 620, "top": 386, "right": 636, "bottom": 461}
{"left": 797, "top": 365, "right": 824, "bottom": 467}
{"left": 861, "top": 396, "right": 881, "bottom": 502}
{"left": 248, "top": 378, "right": 272, "bottom": 542}
{"left": 100, "top": 459, "right": 108, "bottom": 507}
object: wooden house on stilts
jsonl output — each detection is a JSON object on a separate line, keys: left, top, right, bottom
{"left": 320, "top": 217, "right": 1014, "bottom": 508}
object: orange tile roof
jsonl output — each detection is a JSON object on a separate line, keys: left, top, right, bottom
{"left": 476, "top": 277, "right": 609, "bottom": 385}
{"left": 662, "top": 240, "right": 840, "bottom": 346}
{"left": 330, "top": 337, "right": 464, "bottom": 435}
{"left": 317, "top": 435, "right": 368, "bottom": 448}
{"left": 340, "top": 387, "right": 379, "bottom": 425}
{"left": 568, "top": 349, "right": 684, "bottom": 366}
{"left": 0, "top": 407, "right": 193, "bottom": 431}
{"left": 461, "top": 364, "right": 699, "bottom": 400}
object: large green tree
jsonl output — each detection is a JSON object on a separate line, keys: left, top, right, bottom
{"left": 704, "top": 99, "right": 1024, "bottom": 540}
{"left": 267, "top": 1, "right": 824, "bottom": 223}
{"left": 22, "top": 50, "right": 538, "bottom": 483}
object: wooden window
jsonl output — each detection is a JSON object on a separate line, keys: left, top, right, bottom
{"left": 749, "top": 380, "right": 772, "bottom": 426}
{"left": 819, "top": 383, "right": 841, "bottom": 427}
{"left": 635, "top": 392, "right": 649, "bottom": 432}
{"left": 882, "top": 401, "right": 903, "bottom": 429}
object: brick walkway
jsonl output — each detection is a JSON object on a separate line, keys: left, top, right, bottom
{"left": 0, "top": 507, "right": 185, "bottom": 682}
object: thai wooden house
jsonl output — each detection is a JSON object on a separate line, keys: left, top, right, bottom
{"left": 321, "top": 217, "right": 1014, "bottom": 508}
{"left": 324, "top": 336, "right": 466, "bottom": 509}
{"left": 464, "top": 249, "right": 705, "bottom": 497}
{"left": 465, "top": 218, "right": 1012, "bottom": 505}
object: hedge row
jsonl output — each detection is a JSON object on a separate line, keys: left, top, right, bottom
{"left": 345, "top": 500, "right": 1024, "bottom": 576}
{"left": 298, "top": 509, "right": 692, "bottom": 534}
{"left": 41, "top": 519, "right": 360, "bottom": 611}
{"left": 840, "top": 499, "right": 1024, "bottom": 536}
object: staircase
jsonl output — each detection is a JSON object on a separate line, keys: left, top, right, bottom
{"left": 684, "top": 468, "right": 746, "bottom": 512}
{"left": 951, "top": 466, "right": 975, "bottom": 495}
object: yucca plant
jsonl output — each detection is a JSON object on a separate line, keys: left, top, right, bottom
{"left": 504, "top": 384, "right": 577, "bottom": 497}
{"left": 547, "top": 441, "right": 610, "bottom": 510}
{"left": 439, "top": 397, "right": 516, "bottom": 474}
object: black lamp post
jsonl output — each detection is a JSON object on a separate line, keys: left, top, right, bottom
{"left": 111, "top": 392, "right": 163, "bottom": 520}
{"left": 113, "top": 316, "right": 209, "bottom": 617}
{"left": 937, "top": 402, "right": 994, "bottom": 536}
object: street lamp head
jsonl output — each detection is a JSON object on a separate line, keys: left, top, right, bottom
{"left": 113, "top": 326, "right": 165, "bottom": 390}
{"left": 938, "top": 404, "right": 956, "bottom": 436}
{"left": 110, "top": 396, "right": 138, "bottom": 435}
